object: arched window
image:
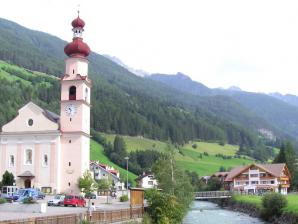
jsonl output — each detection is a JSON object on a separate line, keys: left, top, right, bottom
{"left": 25, "top": 149, "right": 32, "bottom": 165}
{"left": 43, "top": 154, "right": 48, "bottom": 167}
{"left": 85, "top": 88, "right": 88, "bottom": 102}
{"left": 69, "top": 86, "right": 76, "bottom": 100}
{"left": 9, "top": 155, "right": 14, "bottom": 167}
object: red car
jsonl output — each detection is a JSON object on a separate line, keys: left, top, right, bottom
{"left": 63, "top": 195, "right": 86, "bottom": 207}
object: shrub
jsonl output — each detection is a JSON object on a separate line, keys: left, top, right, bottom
{"left": 0, "top": 198, "right": 7, "bottom": 204}
{"left": 80, "top": 220, "right": 90, "bottom": 224}
{"left": 22, "top": 197, "right": 36, "bottom": 204}
{"left": 142, "top": 213, "right": 152, "bottom": 224}
{"left": 145, "top": 189, "right": 185, "bottom": 224}
{"left": 192, "top": 144, "right": 197, "bottom": 149}
{"left": 261, "top": 193, "right": 287, "bottom": 220}
{"left": 120, "top": 195, "right": 129, "bottom": 202}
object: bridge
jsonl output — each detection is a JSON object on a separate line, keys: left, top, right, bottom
{"left": 195, "top": 191, "right": 232, "bottom": 200}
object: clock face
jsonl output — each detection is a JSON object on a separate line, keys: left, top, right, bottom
{"left": 65, "top": 104, "right": 76, "bottom": 117}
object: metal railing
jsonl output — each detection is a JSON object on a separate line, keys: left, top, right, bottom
{"left": 195, "top": 191, "right": 232, "bottom": 199}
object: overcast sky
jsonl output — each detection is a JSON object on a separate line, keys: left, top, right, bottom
{"left": 2, "top": 0, "right": 298, "bottom": 94}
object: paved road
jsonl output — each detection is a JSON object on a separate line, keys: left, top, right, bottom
{"left": 0, "top": 196, "right": 130, "bottom": 221}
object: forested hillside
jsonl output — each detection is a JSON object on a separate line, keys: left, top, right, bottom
{"left": 0, "top": 17, "right": 284, "bottom": 161}
{"left": 150, "top": 73, "right": 298, "bottom": 142}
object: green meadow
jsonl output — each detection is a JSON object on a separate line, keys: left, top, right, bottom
{"left": 101, "top": 134, "right": 254, "bottom": 176}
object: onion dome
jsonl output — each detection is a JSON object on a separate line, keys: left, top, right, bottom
{"left": 64, "top": 14, "right": 91, "bottom": 58}
{"left": 64, "top": 38, "right": 90, "bottom": 57}
{"left": 71, "top": 16, "right": 85, "bottom": 28}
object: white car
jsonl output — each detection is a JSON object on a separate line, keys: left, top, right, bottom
{"left": 47, "top": 194, "right": 65, "bottom": 206}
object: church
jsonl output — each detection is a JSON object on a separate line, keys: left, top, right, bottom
{"left": 0, "top": 14, "right": 91, "bottom": 194}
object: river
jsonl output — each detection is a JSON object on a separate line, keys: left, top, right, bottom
{"left": 183, "top": 201, "right": 264, "bottom": 224}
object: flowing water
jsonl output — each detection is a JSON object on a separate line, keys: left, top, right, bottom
{"left": 183, "top": 201, "right": 264, "bottom": 224}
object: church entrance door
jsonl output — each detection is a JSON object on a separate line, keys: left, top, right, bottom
{"left": 24, "top": 179, "right": 31, "bottom": 188}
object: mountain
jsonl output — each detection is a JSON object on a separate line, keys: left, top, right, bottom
{"left": 269, "top": 92, "right": 298, "bottom": 108}
{"left": 150, "top": 72, "right": 212, "bottom": 96}
{"left": 103, "top": 54, "right": 149, "bottom": 77}
{"left": 148, "top": 73, "right": 298, "bottom": 142}
{"left": 227, "top": 86, "right": 242, "bottom": 91}
{"left": 0, "top": 17, "right": 288, "bottom": 160}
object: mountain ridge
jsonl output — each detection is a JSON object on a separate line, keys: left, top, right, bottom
{"left": 0, "top": 17, "right": 292, "bottom": 160}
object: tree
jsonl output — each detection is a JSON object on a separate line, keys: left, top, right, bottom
{"left": 1, "top": 171, "right": 15, "bottom": 186}
{"left": 273, "top": 143, "right": 287, "bottom": 164}
{"left": 78, "top": 171, "right": 97, "bottom": 207}
{"left": 113, "top": 135, "right": 126, "bottom": 155}
{"left": 97, "top": 176, "right": 112, "bottom": 204}
{"left": 273, "top": 142, "right": 298, "bottom": 190}
{"left": 152, "top": 144, "right": 194, "bottom": 211}
{"left": 145, "top": 189, "right": 185, "bottom": 224}
{"left": 219, "top": 166, "right": 226, "bottom": 172}
{"left": 207, "top": 177, "right": 222, "bottom": 191}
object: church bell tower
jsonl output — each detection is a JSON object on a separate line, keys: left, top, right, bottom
{"left": 60, "top": 13, "right": 91, "bottom": 193}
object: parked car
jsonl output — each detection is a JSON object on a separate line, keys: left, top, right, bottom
{"left": 63, "top": 195, "right": 86, "bottom": 207}
{"left": 84, "top": 192, "right": 96, "bottom": 199}
{"left": 13, "top": 188, "right": 44, "bottom": 202}
{"left": 48, "top": 194, "right": 65, "bottom": 206}
{"left": 37, "top": 191, "right": 45, "bottom": 199}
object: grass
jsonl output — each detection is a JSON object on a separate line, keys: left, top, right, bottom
{"left": 283, "top": 194, "right": 298, "bottom": 214}
{"left": 183, "top": 141, "right": 239, "bottom": 156}
{"left": 232, "top": 195, "right": 263, "bottom": 208}
{"left": 233, "top": 194, "right": 298, "bottom": 215}
{"left": 0, "top": 60, "right": 57, "bottom": 85}
{"left": 101, "top": 133, "right": 167, "bottom": 152}
{"left": 175, "top": 147, "right": 253, "bottom": 176}
{"left": 90, "top": 139, "right": 137, "bottom": 186}
{"left": 101, "top": 134, "right": 255, "bottom": 176}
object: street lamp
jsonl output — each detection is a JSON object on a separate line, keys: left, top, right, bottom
{"left": 124, "top": 156, "right": 129, "bottom": 194}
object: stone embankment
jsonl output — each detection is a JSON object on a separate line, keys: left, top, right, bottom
{"left": 219, "top": 199, "right": 298, "bottom": 224}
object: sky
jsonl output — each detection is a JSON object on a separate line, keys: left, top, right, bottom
{"left": 2, "top": 0, "right": 298, "bottom": 94}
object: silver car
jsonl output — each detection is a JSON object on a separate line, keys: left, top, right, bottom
{"left": 47, "top": 194, "right": 65, "bottom": 206}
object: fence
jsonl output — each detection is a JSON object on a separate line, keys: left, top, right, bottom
{"left": 0, "top": 207, "right": 143, "bottom": 224}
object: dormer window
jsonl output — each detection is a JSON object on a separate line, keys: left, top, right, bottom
{"left": 69, "top": 86, "right": 76, "bottom": 100}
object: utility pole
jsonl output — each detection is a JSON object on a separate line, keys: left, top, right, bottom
{"left": 124, "top": 156, "right": 129, "bottom": 195}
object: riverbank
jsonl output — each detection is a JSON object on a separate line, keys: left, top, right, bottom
{"left": 222, "top": 194, "right": 298, "bottom": 224}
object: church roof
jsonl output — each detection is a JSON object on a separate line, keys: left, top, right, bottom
{"left": 43, "top": 110, "right": 59, "bottom": 124}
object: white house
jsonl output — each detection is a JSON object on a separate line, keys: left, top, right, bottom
{"left": 224, "top": 163, "right": 290, "bottom": 195}
{"left": 90, "top": 161, "right": 124, "bottom": 191}
{"left": 135, "top": 173, "right": 158, "bottom": 189}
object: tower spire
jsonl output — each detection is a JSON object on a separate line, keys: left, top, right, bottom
{"left": 77, "top": 4, "right": 80, "bottom": 17}
{"left": 64, "top": 12, "right": 90, "bottom": 58}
